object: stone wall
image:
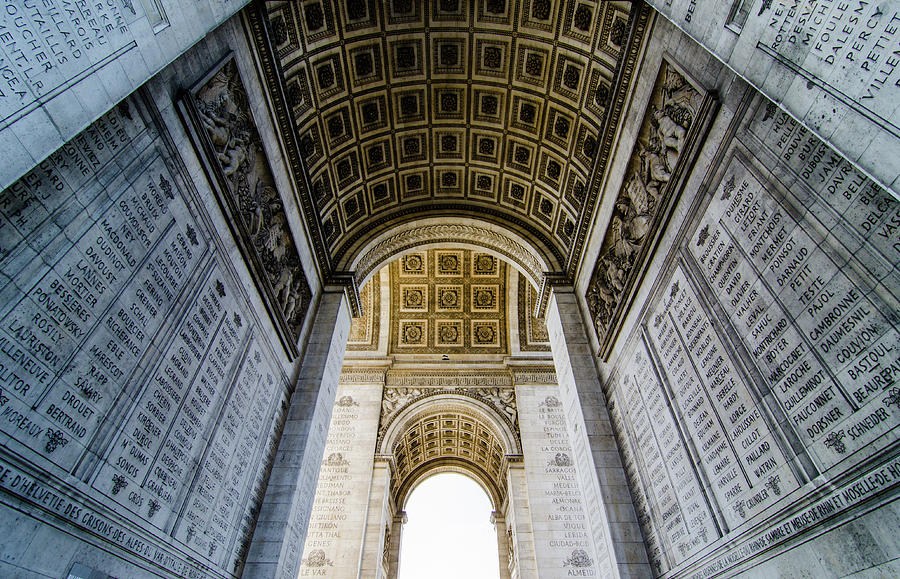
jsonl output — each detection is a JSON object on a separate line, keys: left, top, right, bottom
{"left": 298, "top": 380, "right": 383, "bottom": 577}
{"left": 517, "top": 384, "right": 600, "bottom": 577}
{"left": 645, "top": 0, "right": 900, "bottom": 196}
{"left": 0, "top": 15, "right": 322, "bottom": 579}
{"left": 581, "top": 15, "right": 900, "bottom": 578}
{"left": 0, "top": 0, "right": 250, "bottom": 191}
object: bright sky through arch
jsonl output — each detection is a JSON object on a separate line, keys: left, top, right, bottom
{"left": 397, "top": 473, "right": 501, "bottom": 579}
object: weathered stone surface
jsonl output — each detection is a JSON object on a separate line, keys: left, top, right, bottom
{"left": 0, "top": 91, "right": 292, "bottom": 577}
{"left": 645, "top": 0, "right": 900, "bottom": 195}
{"left": 0, "top": 0, "right": 250, "bottom": 190}
{"left": 0, "top": 3, "right": 897, "bottom": 579}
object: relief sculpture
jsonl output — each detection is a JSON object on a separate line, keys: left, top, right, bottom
{"left": 379, "top": 386, "right": 519, "bottom": 440}
{"left": 186, "top": 57, "right": 311, "bottom": 357}
{"left": 587, "top": 61, "right": 706, "bottom": 355}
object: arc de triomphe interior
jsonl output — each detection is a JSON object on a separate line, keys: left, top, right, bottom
{"left": 0, "top": 1, "right": 897, "bottom": 578}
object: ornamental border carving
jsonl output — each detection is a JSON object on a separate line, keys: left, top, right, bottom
{"left": 339, "top": 369, "right": 387, "bottom": 385}
{"left": 571, "top": 3, "right": 652, "bottom": 278}
{"left": 512, "top": 370, "right": 558, "bottom": 385}
{"left": 385, "top": 370, "right": 513, "bottom": 388}
{"left": 353, "top": 224, "right": 545, "bottom": 289}
{"left": 378, "top": 387, "right": 521, "bottom": 449}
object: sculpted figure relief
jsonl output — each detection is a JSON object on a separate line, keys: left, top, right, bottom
{"left": 194, "top": 59, "right": 311, "bottom": 345}
{"left": 379, "top": 386, "right": 519, "bottom": 438}
{"left": 587, "top": 63, "right": 702, "bottom": 344}
{"left": 381, "top": 388, "right": 424, "bottom": 418}
{"left": 482, "top": 387, "right": 518, "bottom": 425}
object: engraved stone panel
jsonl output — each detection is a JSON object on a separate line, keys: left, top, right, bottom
{"left": 299, "top": 384, "right": 382, "bottom": 578}
{"left": 0, "top": 0, "right": 248, "bottom": 189}
{"left": 690, "top": 150, "right": 899, "bottom": 471}
{"left": 0, "top": 95, "right": 290, "bottom": 577}
{"left": 606, "top": 90, "right": 900, "bottom": 575}
{"left": 647, "top": 265, "right": 801, "bottom": 527}
{"left": 517, "top": 386, "right": 601, "bottom": 577}
{"left": 610, "top": 340, "right": 719, "bottom": 568}
{"left": 646, "top": 0, "right": 900, "bottom": 195}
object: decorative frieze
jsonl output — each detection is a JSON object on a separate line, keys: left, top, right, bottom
{"left": 385, "top": 371, "right": 513, "bottom": 388}
{"left": 181, "top": 56, "right": 311, "bottom": 359}
{"left": 339, "top": 369, "right": 387, "bottom": 385}
{"left": 587, "top": 59, "right": 715, "bottom": 357}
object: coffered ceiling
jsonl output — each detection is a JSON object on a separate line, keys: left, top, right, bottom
{"left": 345, "top": 249, "right": 551, "bottom": 354}
{"left": 251, "top": 0, "right": 646, "bottom": 288}
{"left": 392, "top": 409, "right": 508, "bottom": 504}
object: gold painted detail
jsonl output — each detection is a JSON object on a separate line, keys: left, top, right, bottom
{"left": 390, "top": 409, "right": 511, "bottom": 499}
{"left": 390, "top": 249, "right": 508, "bottom": 353}
{"left": 353, "top": 223, "right": 545, "bottom": 286}
{"left": 385, "top": 370, "right": 513, "bottom": 388}
{"left": 263, "top": 1, "right": 633, "bottom": 270}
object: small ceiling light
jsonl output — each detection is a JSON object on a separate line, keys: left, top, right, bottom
{"left": 441, "top": 354, "right": 450, "bottom": 361}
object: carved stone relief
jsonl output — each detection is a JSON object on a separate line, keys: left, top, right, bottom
{"left": 586, "top": 60, "right": 709, "bottom": 356}
{"left": 185, "top": 56, "right": 311, "bottom": 358}
{"left": 347, "top": 272, "right": 381, "bottom": 351}
{"left": 518, "top": 274, "right": 550, "bottom": 351}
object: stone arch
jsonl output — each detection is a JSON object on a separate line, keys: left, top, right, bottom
{"left": 379, "top": 393, "right": 521, "bottom": 510}
{"left": 379, "top": 390, "right": 520, "bottom": 453}
{"left": 397, "top": 459, "right": 503, "bottom": 511}
{"left": 343, "top": 217, "right": 558, "bottom": 289}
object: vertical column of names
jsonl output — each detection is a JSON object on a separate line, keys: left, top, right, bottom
{"left": 0, "top": 1, "right": 141, "bottom": 124}
{"left": 617, "top": 341, "right": 718, "bottom": 562}
{"left": 96, "top": 267, "right": 239, "bottom": 525}
{"left": 748, "top": 104, "right": 899, "bottom": 293}
{"left": 688, "top": 152, "right": 898, "bottom": 469}
{"left": 175, "top": 331, "right": 279, "bottom": 567}
{"left": 519, "top": 386, "right": 599, "bottom": 578}
{"left": 0, "top": 102, "right": 212, "bottom": 472}
{"left": 647, "top": 267, "right": 799, "bottom": 527}
{"left": 300, "top": 391, "right": 366, "bottom": 577}
{"left": 606, "top": 389, "right": 668, "bottom": 576}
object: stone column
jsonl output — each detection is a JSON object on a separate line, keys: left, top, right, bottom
{"left": 491, "top": 511, "right": 512, "bottom": 579}
{"left": 546, "top": 289, "right": 651, "bottom": 578}
{"left": 506, "top": 462, "right": 537, "bottom": 579}
{"left": 244, "top": 288, "right": 352, "bottom": 578}
{"left": 386, "top": 511, "right": 407, "bottom": 579}
{"left": 360, "top": 457, "right": 392, "bottom": 579}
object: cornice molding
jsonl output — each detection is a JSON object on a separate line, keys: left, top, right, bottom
{"left": 354, "top": 223, "right": 546, "bottom": 289}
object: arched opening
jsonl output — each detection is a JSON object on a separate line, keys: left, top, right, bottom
{"left": 398, "top": 472, "right": 501, "bottom": 579}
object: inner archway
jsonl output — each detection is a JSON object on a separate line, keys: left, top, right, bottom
{"left": 295, "top": 248, "right": 600, "bottom": 579}
{"left": 398, "top": 473, "right": 501, "bottom": 579}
